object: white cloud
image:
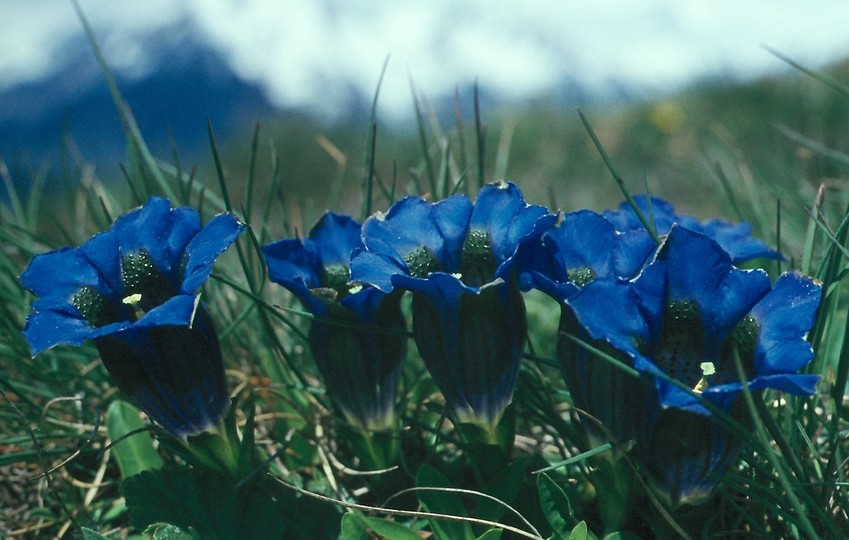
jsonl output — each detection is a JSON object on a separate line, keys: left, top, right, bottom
{"left": 0, "top": 2, "right": 80, "bottom": 86}
{"left": 0, "top": 0, "right": 188, "bottom": 88}
{"left": 2, "top": 0, "right": 848, "bottom": 116}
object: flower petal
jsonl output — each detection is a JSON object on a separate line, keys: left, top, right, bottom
{"left": 113, "top": 197, "right": 199, "bottom": 287}
{"left": 262, "top": 237, "right": 323, "bottom": 311}
{"left": 411, "top": 274, "right": 525, "bottom": 427}
{"left": 701, "top": 219, "right": 782, "bottom": 261}
{"left": 311, "top": 289, "right": 407, "bottom": 431}
{"left": 361, "top": 195, "right": 473, "bottom": 277}
{"left": 549, "top": 210, "right": 654, "bottom": 281}
{"left": 262, "top": 238, "right": 320, "bottom": 287}
{"left": 603, "top": 195, "right": 678, "bottom": 234}
{"left": 23, "top": 299, "right": 109, "bottom": 354}
{"left": 339, "top": 284, "right": 391, "bottom": 322}
{"left": 308, "top": 212, "right": 362, "bottom": 268}
{"left": 470, "top": 182, "right": 554, "bottom": 265}
{"left": 523, "top": 210, "right": 654, "bottom": 300}
{"left": 655, "top": 226, "right": 771, "bottom": 351}
{"left": 349, "top": 249, "right": 406, "bottom": 293}
{"left": 750, "top": 271, "right": 821, "bottom": 376}
{"left": 749, "top": 373, "right": 820, "bottom": 396}
{"left": 181, "top": 212, "right": 245, "bottom": 293}
{"left": 78, "top": 230, "right": 124, "bottom": 297}
{"left": 604, "top": 195, "right": 780, "bottom": 263}
{"left": 134, "top": 294, "right": 201, "bottom": 329}
{"left": 20, "top": 246, "right": 105, "bottom": 300}
{"left": 568, "top": 278, "right": 650, "bottom": 356}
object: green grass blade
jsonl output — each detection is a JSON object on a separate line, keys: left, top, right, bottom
{"left": 361, "top": 57, "right": 390, "bottom": 218}
{"left": 71, "top": 0, "right": 177, "bottom": 202}
{"left": 474, "top": 83, "right": 486, "bottom": 189}
{"left": 410, "top": 77, "right": 438, "bottom": 198}
{"left": 577, "top": 109, "right": 660, "bottom": 244}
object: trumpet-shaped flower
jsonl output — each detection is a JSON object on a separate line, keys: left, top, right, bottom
{"left": 565, "top": 225, "right": 820, "bottom": 505}
{"left": 525, "top": 209, "right": 656, "bottom": 299}
{"left": 262, "top": 212, "right": 406, "bottom": 432}
{"left": 603, "top": 195, "right": 781, "bottom": 263}
{"left": 351, "top": 182, "right": 556, "bottom": 432}
{"left": 522, "top": 210, "right": 656, "bottom": 445}
{"left": 20, "top": 197, "right": 244, "bottom": 439}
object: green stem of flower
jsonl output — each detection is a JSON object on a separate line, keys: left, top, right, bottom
{"left": 347, "top": 425, "right": 399, "bottom": 471}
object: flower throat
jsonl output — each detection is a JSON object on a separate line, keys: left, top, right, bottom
{"left": 71, "top": 250, "right": 177, "bottom": 327}
{"left": 656, "top": 299, "right": 760, "bottom": 390}
{"left": 461, "top": 229, "right": 497, "bottom": 287}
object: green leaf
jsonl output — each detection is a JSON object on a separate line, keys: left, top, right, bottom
{"left": 475, "top": 459, "right": 528, "bottom": 523}
{"left": 358, "top": 515, "right": 421, "bottom": 540}
{"left": 602, "top": 533, "right": 642, "bottom": 540}
{"left": 476, "top": 528, "right": 503, "bottom": 540}
{"left": 143, "top": 523, "right": 197, "bottom": 540}
{"left": 537, "top": 473, "right": 577, "bottom": 539}
{"left": 340, "top": 512, "right": 422, "bottom": 540}
{"left": 106, "top": 400, "right": 163, "bottom": 479}
{"left": 121, "top": 465, "right": 285, "bottom": 540}
{"left": 81, "top": 527, "right": 111, "bottom": 540}
{"left": 415, "top": 463, "right": 475, "bottom": 540}
{"left": 568, "top": 521, "right": 589, "bottom": 540}
{"left": 339, "top": 513, "right": 370, "bottom": 540}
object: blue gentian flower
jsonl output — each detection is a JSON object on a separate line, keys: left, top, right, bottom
{"left": 351, "top": 182, "right": 556, "bottom": 432}
{"left": 566, "top": 225, "right": 821, "bottom": 505}
{"left": 526, "top": 209, "right": 656, "bottom": 299}
{"left": 603, "top": 195, "right": 781, "bottom": 263}
{"left": 261, "top": 212, "right": 406, "bottom": 432}
{"left": 523, "top": 210, "right": 656, "bottom": 446}
{"left": 20, "top": 197, "right": 244, "bottom": 439}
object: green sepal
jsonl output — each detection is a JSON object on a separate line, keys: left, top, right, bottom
{"left": 455, "top": 401, "right": 516, "bottom": 448}
{"left": 339, "top": 422, "right": 399, "bottom": 471}
{"left": 156, "top": 398, "right": 254, "bottom": 480}
{"left": 456, "top": 404, "right": 516, "bottom": 483}
{"left": 340, "top": 512, "right": 421, "bottom": 540}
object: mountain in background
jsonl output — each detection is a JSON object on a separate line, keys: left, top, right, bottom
{"left": 0, "top": 18, "right": 613, "bottom": 194}
{"left": 0, "top": 21, "right": 280, "bottom": 184}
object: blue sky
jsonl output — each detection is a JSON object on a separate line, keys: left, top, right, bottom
{"left": 2, "top": 1, "right": 849, "bottom": 118}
